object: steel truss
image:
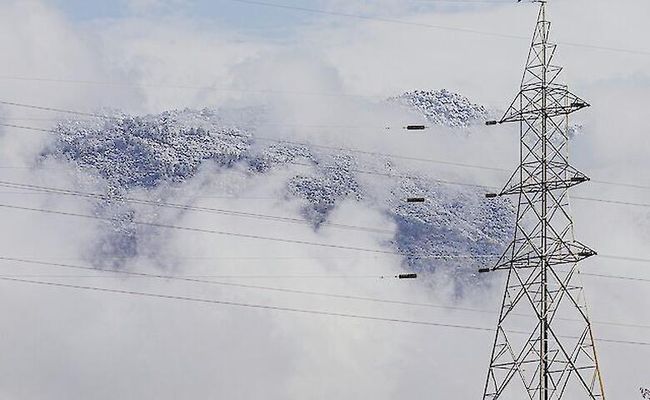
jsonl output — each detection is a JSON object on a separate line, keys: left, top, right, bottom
{"left": 482, "top": 2, "right": 606, "bottom": 399}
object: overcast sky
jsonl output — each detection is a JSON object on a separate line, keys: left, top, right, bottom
{"left": 50, "top": 0, "right": 508, "bottom": 32}
{"left": 0, "top": 0, "right": 649, "bottom": 399}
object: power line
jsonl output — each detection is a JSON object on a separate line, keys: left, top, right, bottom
{"left": 0, "top": 256, "right": 431, "bottom": 306}
{"left": 0, "top": 180, "right": 394, "bottom": 236}
{"left": 0, "top": 77, "right": 379, "bottom": 100}
{"left": 0, "top": 246, "right": 647, "bottom": 265}
{"left": 0, "top": 252, "right": 649, "bottom": 266}
{"left": 0, "top": 191, "right": 281, "bottom": 200}
{"left": 0, "top": 102, "right": 504, "bottom": 174}
{"left": 2, "top": 100, "right": 650, "bottom": 191}
{"left": 0, "top": 122, "right": 499, "bottom": 190}
{"left": 0, "top": 254, "right": 384, "bottom": 260}
{"left": 2, "top": 119, "right": 650, "bottom": 196}
{"left": 5, "top": 180, "right": 650, "bottom": 264}
{"left": 0, "top": 180, "right": 500, "bottom": 256}
{"left": 0, "top": 273, "right": 389, "bottom": 279}
{"left": 0, "top": 168, "right": 648, "bottom": 219}
{"left": 223, "top": 0, "right": 650, "bottom": 56}
{"left": 1, "top": 117, "right": 395, "bottom": 131}
{"left": 0, "top": 115, "right": 395, "bottom": 133}
{"left": 573, "top": 196, "right": 650, "bottom": 209}
{"left": 599, "top": 254, "right": 650, "bottom": 264}
{"left": 0, "top": 114, "right": 507, "bottom": 175}
{"left": 0, "top": 275, "right": 644, "bottom": 329}
{"left": 0, "top": 190, "right": 648, "bottom": 330}
{"left": 1, "top": 135, "right": 648, "bottom": 208}
{"left": 0, "top": 257, "right": 510, "bottom": 318}
{"left": 1, "top": 275, "right": 648, "bottom": 347}
{"left": 0, "top": 202, "right": 407, "bottom": 255}
{"left": 226, "top": 0, "right": 521, "bottom": 39}
{"left": 0, "top": 157, "right": 648, "bottom": 216}
{"left": 0, "top": 101, "right": 105, "bottom": 118}
{"left": 4, "top": 179, "right": 650, "bottom": 265}
{"left": 0, "top": 199, "right": 503, "bottom": 267}
{"left": 2, "top": 107, "right": 650, "bottom": 192}
{"left": 590, "top": 179, "right": 650, "bottom": 191}
{"left": 580, "top": 271, "right": 650, "bottom": 284}
{"left": 1, "top": 255, "right": 648, "bottom": 331}
{"left": 0, "top": 275, "right": 492, "bottom": 330}
{"left": 1, "top": 199, "right": 649, "bottom": 271}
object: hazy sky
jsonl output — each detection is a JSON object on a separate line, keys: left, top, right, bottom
{"left": 51, "top": 0, "right": 322, "bottom": 33}
{"left": 0, "top": 0, "right": 648, "bottom": 399}
{"left": 49, "top": 0, "right": 515, "bottom": 36}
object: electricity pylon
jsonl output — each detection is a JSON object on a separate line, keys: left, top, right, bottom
{"left": 480, "top": 1, "right": 606, "bottom": 399}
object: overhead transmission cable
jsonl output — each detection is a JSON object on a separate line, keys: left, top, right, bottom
{"left": 3, "top": 116, "right": 650, "bottom": 197}
{"left": 0, "top": 77, "right": 380, "bottom": 100}
{"left": 0, "top": 199, "right": 649, "bottom": 270}
{"left": 0, "top": 143, "right": 648, "bottom": 212}
{"left": 4, "top": 179, "right": 650, "bottom": 262}
{"left": 1, "top": 99, "right": 649, "bottom": 191}
{"left": 5, "top": 168, "right": 647, "bottom": 211}
{"left": 0, "top": 180, "right": 394, "bottom": 236}
{"left": 0, "top": 252, "right": 649, "bottom": 267}
{"left": 0, "top": 118, "right": 648, "bottom": 191}
{"left": 0, "top": 255, "right": 649, "bottom": 331}
{"left": 0, "top": 202, "right": 403, "bottom": 255}
{"left": 0, "top": 256, "right": 426, "bottom": 305}
{"left": 3, "top": 177, "right": 650, "bottom": 262}
{"left": 2, "top": 130, "right": 650, "bottom": 210}
{"left": 1, "top": 275, "right": 649, "bottom": 347}
{"left": 222, "top": 0, "right": 650, "bottom": 56}
{"left": 1, "top": 100, "right": 650, "bottom": 192}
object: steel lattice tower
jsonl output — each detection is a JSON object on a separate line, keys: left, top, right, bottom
{"left": 481, "top": 1, "right": 606, "bottom": 399}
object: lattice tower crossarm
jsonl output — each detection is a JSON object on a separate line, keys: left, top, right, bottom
{"left": 481, "top": 2, "right": 606, "bottom": 400}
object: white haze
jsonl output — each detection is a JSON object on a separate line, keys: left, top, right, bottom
{"left": 0, "top": 0, "right": 648, "bottom": 398}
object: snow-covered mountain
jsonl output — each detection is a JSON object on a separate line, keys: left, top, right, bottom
{"left": 50, "top": 109, "right": 252, "bottom": 190}
{"left": 39, "top": 89, "right": 513, "bottom": 286}
{"left": 390, "top": 89, "right": 488, "bottom": 127}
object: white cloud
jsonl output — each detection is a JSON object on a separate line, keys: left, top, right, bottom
{"left": 0, "top": 0, "right": 648, "bottom": 398}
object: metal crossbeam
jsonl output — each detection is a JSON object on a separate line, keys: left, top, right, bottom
{"left": 481, "top": 2, "right": 606, "bottom": 399}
